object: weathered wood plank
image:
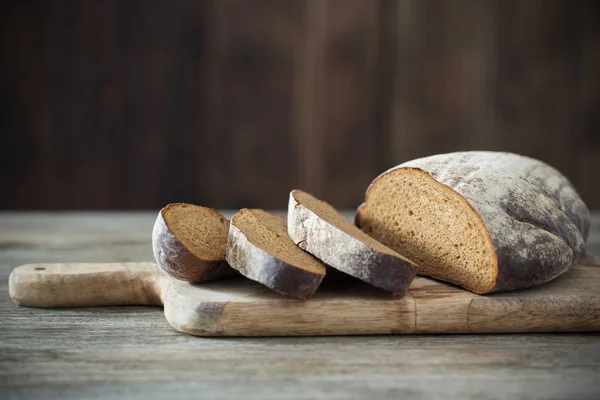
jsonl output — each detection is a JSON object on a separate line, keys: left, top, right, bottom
{"left": 1, "top": 213, "right": 600, "bottom": 399}
{"left": 10, "top": 260, "right": 599, "bottom": 336}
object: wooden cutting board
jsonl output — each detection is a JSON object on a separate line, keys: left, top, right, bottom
{"left": 9, "top": 258, "right": 600, "bottom": 336}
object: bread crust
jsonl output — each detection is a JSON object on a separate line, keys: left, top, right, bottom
{"left": 288, "top": 190, "right": 417, "bottom": 295}
{"left": 358, "top": 151, "right": 590, "bottom": 293}
{"left": 225, "top": 212, "right": 325, "bottom": 300}
{"left": 152, "top": 204, "right": 236, "bottom": 283}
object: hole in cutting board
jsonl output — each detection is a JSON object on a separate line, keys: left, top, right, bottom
{"left": 34, "top": 267, "right": 46, "bottom": 271}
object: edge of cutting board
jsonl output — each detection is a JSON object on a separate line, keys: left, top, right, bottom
{"left": 166, "top": 257, "right": 600, "bottom": 336}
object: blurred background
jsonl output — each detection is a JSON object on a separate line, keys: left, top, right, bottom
{"left": 1, "top": 0, "right": 599, "bottom": 211}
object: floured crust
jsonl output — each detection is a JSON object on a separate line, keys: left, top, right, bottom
{"left": 152, "top": 205, "right": 236, "bottom": 283}
{"left": 226, "top": 210, "right": 326, "bottom": 299}
{"left": 358, "top": 151, "right": 590, "bottom": 293}
{"left": 288, "top": 190, "right": 417, "bottom": 295}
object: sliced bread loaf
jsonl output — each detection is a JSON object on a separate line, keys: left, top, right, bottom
{"left": 356, "top": 151, "right": 590, "bottom": 294}
{"left": 152, "top": 203, "right": 236, "bottom": 283}
{"left": 288, "top": 189, "right": 418, "bottom": 295}
{"left": 226, "top": 208, "right": 326, "bottom": 299}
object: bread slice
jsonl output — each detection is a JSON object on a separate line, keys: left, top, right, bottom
{"left": 226, "top": 208, "right": 326, "bottom": 299}
{"left": 288, "top": 189, "right": 418, "bottom": 295}
{"left": 152, "top": 203, "right": 236, "bottom": 283}
{"left": 356, "top": 151, "right": 590, "bottom": 294}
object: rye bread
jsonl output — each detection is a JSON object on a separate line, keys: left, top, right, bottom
{"left": 152, "top": 203, "right": 236, "bottom": 283}
{"left": 226, "top": 208, "right": 326, "bottom": 299}
{"left": 356, "top": 151, "right": 590, "bottom": 294}
{"left": 288, "top": 189, "right": 418, "bottom": 295}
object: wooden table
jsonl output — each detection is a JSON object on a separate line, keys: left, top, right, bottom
{"left": 1, "top": 212, "right": 599, "bottom": 400}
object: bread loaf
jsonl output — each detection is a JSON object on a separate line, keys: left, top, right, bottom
{"left": 226, "top": 208, "right": 326, "bottom": 299}
{"left": 288, "top": 189, "right": 417, "bottom": 295}
{"left": 152, "top": 203, "right": 236, "bottom": 283}
{"left": 356, "top": 151, "right": 590, "bottom": 294}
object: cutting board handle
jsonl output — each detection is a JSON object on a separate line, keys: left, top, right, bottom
{"left": 9, "top": 262, "right": 165, "bottom": 308}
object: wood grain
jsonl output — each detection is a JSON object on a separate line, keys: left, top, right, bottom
{"left": 0, "top": 0, "right": 206, "bottom": 210}
{"left": 9, "top": 260, "right": 600, "bottom": 336}
{"left": 409, "top": 277, "right": 475, "bottom": 333}
{"left": 382, "top": 0, "right": 600, "bottom": 208}
{"left": 9, "top": 262, "right": 163, "bottom": 308}
{"left": 320, "top": 0, "right": 380, "bottom": 208}
{"left": 2, "top": 0, "right": 599, "bottom": 210}
{"left": 202, "top": 0, "right": 303, "bottom": 208}
{"left": 1, "top": 212, "right": 600, "bottom": 399}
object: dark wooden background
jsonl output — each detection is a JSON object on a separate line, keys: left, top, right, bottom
{"left": 2, "top": 0, "right": 599, "bottom": 210}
